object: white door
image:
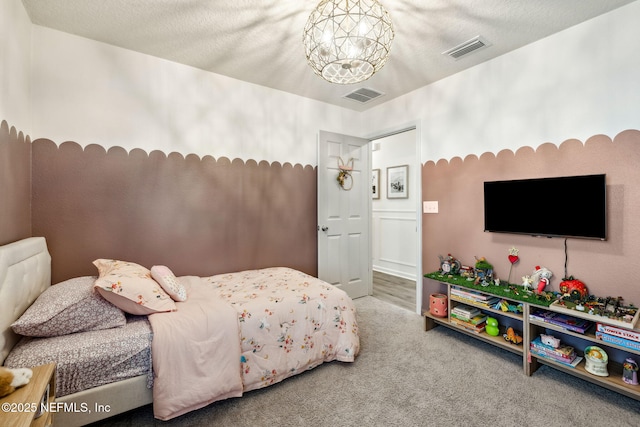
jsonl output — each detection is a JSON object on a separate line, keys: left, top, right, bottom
{"left": 317, "top": 130, "right": 371, "bottom": 299}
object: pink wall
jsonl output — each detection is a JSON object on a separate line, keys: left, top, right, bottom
{"left": 30, "top": 138, "right": 317, "bottom": 283}
{"left": 422, "top": 129, "right": 640, "bottom": 305}
{"left": 0, "top": 121, "right": 31, "bottom": 244}
{"left": 1, "top": 122, "right": 318, "bottom": 284}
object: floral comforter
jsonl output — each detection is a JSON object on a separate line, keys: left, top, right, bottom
{"left": 150, "top": 267, "right": 359, "bottom": 420}
{"left": 204, "top": 267, "right": 360, "bottom": 392}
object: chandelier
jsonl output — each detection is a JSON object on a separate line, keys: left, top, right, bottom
{"left": 303, "top": 0, "right": 394, "bottom": 85}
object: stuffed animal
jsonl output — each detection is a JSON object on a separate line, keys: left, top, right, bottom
{"left": 0, "top": 367, "right": 33, "bottom": 398}
{"left": 530, "top": 265, "right": 553, "bottom": 293}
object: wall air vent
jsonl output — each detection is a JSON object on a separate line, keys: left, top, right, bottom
{"left": 442, "top": 36, "right": 491, "bottom": 60}
{"left": 343, "top": 87, "right": 385, "bottom": 103}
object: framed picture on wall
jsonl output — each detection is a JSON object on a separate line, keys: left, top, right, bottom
{"left": 372, "top": 169, "right": 380, "bottom": 199}
{"left": 387, "top": 165, "right": 408, "bottom": 199}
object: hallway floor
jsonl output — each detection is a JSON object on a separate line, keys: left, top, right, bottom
{"left": 372, "top": 270, "right": 416, "bottom": 312}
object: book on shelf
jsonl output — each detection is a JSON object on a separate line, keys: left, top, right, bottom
{"left": 530, "top": 335, "right": 575, "bottom": 354}
{"left": 451, "top": 286, "right": 492, "bottom": 301}
{"left": 531, "top": 347, "right": 568, "bottom": 362}
{"left": 451, "top": 312, "right": 487, "bottom": 325}
{"left": 530, "top": 348, "right": 583, "bottom": 368}
{"left": 529, "top": 310, "right": 592, "bottom": 334}
{"left": 452, "top": 304, "right": 481, "bottom": 318}
{"left": 530, "top": 347, "right": 574, "bottom": 364}
{"left": 455, "top": 297, "right": 501, "bottom": 308}
{"left": 450, "top": 288, "right": 500, "bottom": 306}
{"left": 450, "top": 320, "right": 486, "bottom": 334}
{"left": 476, "top": 297, "right": 501, "bottom": 307}
{"left": 595, "top": 323, "right": 640, "bottom": 343}
{"left": 595, "top": 331, "right": 640, "bottom": 351}
{"left": 530, "top": 336, "right": 576, "bottom": 361}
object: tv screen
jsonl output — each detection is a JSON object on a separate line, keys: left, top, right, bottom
{"left": 483, "top": 174, "right": 606, "bottom": 240}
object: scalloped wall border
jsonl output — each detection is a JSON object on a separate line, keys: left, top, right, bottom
{"left": 35, "top": 137, "right": 316, "bottom": 172}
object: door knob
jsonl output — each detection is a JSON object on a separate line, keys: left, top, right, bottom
{"left": 321, "top": 226, "right": 329, "bottom": 232}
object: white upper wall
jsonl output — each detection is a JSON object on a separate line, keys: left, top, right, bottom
{"left": 361, "top": 1, "right": 640, "bottom": 163}
{"left": 372, "top": 131, "right": 417, "bottom": 209}
{"left": 27, "top": 26, "right": 363, "bottom": 167}
{"left": 3, "top": 0, "right": 639, "bottom": 166}
{"left": 0, "top": 0, "right": 32, "bottom": 134}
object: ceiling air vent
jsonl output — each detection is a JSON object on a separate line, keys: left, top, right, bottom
{"left": 442, "top": 36, "right": 491, "bottom": 60}
{"left": 343, "top": 87, "right": 385, "bottom": 103}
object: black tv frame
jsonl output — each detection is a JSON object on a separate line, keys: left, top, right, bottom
{"left": 483, "top": 174, "right": 606, "bottom": 240}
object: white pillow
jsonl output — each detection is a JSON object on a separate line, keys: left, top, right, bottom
{"left": 151, "top": 265, "right": 187, "bottom": 302}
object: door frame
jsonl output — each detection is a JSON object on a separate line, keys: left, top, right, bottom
{"left": 365, "top": 120, "right": 422, "bottom": 314}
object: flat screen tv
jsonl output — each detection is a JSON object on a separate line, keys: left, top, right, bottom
{"left": 483, "top": 174, "right": 606, "bottom": 240}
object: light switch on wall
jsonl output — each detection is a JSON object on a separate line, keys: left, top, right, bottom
{"left": 423, "top": 201, "right": 438, "bottom": 213}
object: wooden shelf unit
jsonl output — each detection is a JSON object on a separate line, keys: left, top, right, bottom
{"left": 423, "top": 276, "right": 640, "bottom": 402}
{"left": 424, "top": 310, "right": 524, "bottom": 356}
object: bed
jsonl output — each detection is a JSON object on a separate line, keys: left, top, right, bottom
{"left": 0, "top": 237, "right": 360, "bottom": 426}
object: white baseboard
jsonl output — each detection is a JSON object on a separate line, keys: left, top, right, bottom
{"left": 372, "top": 266, "right": 416, "bottom": 281}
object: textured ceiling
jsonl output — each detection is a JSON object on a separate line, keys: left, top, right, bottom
{"left": 21, "top": 0, "right": 636, "bottom": 111}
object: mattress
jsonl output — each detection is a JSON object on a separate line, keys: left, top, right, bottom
{"left": 4, "top": 315, "right": 153, "bottom": 397}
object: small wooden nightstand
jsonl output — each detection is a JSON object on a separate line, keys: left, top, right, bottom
{"left": 0, "top": 363, "right": 56, "bottom": 427}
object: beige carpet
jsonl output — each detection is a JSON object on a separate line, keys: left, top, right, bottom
{"left": 88, "top": 296, "right": 640, "bottom": 426}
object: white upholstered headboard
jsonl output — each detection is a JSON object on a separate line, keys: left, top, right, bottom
{"left": 0, "top": 237, "right": 51, "bottom": 364}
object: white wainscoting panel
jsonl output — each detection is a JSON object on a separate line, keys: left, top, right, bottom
{"left": 372, "top": 208, "right": 416, "bottom": 280}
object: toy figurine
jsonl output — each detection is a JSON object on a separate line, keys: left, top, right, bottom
{"left": 503, "top": 327, "right": 523, "bottom": 345}
{"left": 494, "top": 300, "right": 523, "bottom": 314}
{"left": 521, "top": 275, "right": 533, "bottom": 291}
{"left": 474, "top": 257, "right": 493, "bottom": 286}
{"left": 459, "top": 265, "right": 474, "bottom": 279}
{"left": 623, "top": 358, "right": 639, "bottom": 385}
{"left": 530, "top": 266, "right": 553, "bottom": 294}
{"left": 559, "top": 276, "right": 588, "bottom": 301}
{"left": 438, "top": 254, "right": 461, "bottom": 275}
{"left": 485, "top": 317, "right": 499, "bottom": 336}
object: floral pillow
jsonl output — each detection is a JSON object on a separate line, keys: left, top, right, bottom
{"left": 93, "top": 259, "right": 176, "bottom": 315}
{"left": 11, "top": 276, "right": 127, "bottom": 337}
{"left": 151, "top": 265, "right": 188, "bottom": 302}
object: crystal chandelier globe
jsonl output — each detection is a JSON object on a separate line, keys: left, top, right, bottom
{"left": 303, "top": 0, "right": 394, "bottom": 85}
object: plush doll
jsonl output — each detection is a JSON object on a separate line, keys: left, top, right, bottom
{"left": 0, "top": 367, "right": 33, "bottom": 398}
{"left": 530, "top": 266, "right": 553, "bottom": 294}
